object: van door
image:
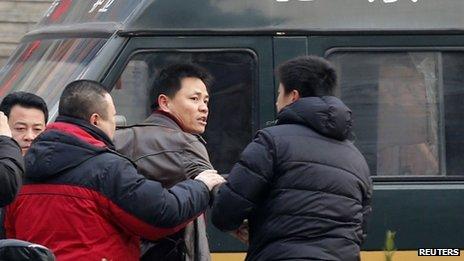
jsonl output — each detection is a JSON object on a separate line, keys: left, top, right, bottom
{"left": 101, "top": 36, "right": 273, "bottom": 256}
{"left": 308, "top": 35, "right": 464, "bottom": 254}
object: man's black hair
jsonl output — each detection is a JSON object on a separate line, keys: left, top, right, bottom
{"left": 277, "top": 56, "right": 337, "bottom": 97}
{"left": 151, "top": 63, "right": 213, "bottom": 109}
{"left": 59, "top": 80, "right": 109, "bottom": 121}
{"left": 0, "top": 92, "right": 49, "bottom": 122}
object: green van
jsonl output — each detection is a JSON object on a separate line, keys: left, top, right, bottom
{"left": 1, "top": 0, "right": 464, "bottom": 260}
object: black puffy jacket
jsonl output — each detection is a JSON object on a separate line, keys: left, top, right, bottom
{"left": 0, "top": 136, "right": 23, "bottom": 207}
{"left": 212, "top": 97, "right": 372, "bottom": 261}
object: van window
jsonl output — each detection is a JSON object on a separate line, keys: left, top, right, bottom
{"left": 112, "top": 51, "right": 256, "bottom": 173}
{"left": 0, "top": 38, "right": 107, "bottom": 114}
{"left": 328, "top": 51, "right": 464, "bottom": 176}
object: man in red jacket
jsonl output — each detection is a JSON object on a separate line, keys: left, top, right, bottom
{"left": 4, "top": 80, "right": 224, "bottom": 261}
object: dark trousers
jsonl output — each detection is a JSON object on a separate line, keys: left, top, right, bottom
{"left": 140, "top": 231, "right": 186, "bottom": 261}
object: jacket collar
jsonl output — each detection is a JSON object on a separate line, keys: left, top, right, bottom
{"left": 143, "top": 111, "right": 207, "bottom": 145}
{"left": 49, "top": 115, "right": 115, "bottom": 149}
{"left": 276, "top": 96, "right": 353, "bottom": 141}
{"left": 144, "top": 110, "right": 184, "bottom": 131}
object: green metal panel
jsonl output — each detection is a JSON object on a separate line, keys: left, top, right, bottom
{"left": 308, "top": 35, "right": 464, "bottom": 56}
{"left": 365, "top": 183, "right": 464, "bottom": 250}
{"left": 27, "top": 0, "right": 464, "bottom": 39}
{"left": 273, "top": 37, "right": 308, "bottom": 63}
{"left": 124, "top": 0, "right": 464, "bottom": 32}
{"left": 273, "top": 37, "right": 308, "bottom": 92}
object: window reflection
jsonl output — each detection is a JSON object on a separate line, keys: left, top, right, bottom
{"left": 330, "top": 51, "right": 464, "bottom": 176}
{"left": 0, "top": 38, "right": 107, "bottom": 116}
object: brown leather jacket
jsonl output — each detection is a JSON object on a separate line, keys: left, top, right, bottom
{"left": 115, "top": 111, "right": 212, "bottom": 261}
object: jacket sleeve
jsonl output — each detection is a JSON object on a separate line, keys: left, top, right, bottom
{"left": 0, "top": 136, "right": 24, "bottom": 207}
{"left": 100, "top": 157, "right": 211, "bottom": 241}
{"left": 182, "top": 139, "right": 213, "bottom": 179}
{"left": 211, "top": 130, "right": 275, "bottom": 231}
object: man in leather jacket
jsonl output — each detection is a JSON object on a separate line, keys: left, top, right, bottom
{"left": 115, "top": 64, "right": 214, "bottom": 261}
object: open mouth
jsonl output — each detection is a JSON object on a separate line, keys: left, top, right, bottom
{"left": 20, "top": 146, "right": 30, "bottom": 154}
{"left": 198, "top": 117, "right": 207, "bottom": 125}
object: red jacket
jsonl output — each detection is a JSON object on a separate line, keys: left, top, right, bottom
{"left": 4, "top": 117, "right": 210, "bottom": 261}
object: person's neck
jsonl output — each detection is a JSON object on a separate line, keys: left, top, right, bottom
{"left": 54, "top": 115, "right": 114, "bottom": 148}
{"left": 154, "top": 110, "right": 187, "bottom": 132}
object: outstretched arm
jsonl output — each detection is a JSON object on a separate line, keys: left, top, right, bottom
{"left": 212, "top": 130, "right": 276, "bottom": 231}
{"left": 102, "top": 159, "right": 223, "bottom": 240}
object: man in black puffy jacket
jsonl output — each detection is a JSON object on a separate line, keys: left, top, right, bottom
{"left": 212, "top": 56, "right": 373, "bottom": 261}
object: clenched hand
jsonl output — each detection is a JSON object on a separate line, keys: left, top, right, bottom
{"left": 0, "top": 112, "right": 12, "bottom": 137}
{"left": 195, "top": 170, "right": 225, "bottom": 191}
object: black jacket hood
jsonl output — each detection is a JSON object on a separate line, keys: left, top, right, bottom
{"left": 24, "top": 116, "right": 112, "bottom": 181}
{"left": 277, "top": 96, "right": 353, "bottom": 141}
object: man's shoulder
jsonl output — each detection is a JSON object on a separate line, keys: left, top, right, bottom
{"left": 117, "top": 123, "right": 202, "bottom": 145}
{"left": 86, "top": 148, "right": 119, "bottom": 162}
{"left": 116, "top": 122, "right": 165, "bottom": 132}
{"left": 259, "top": 123, "right": 301, "bottom": 137}
{"left": 80, "top": 150, "right": 137, "bottom": 183}
{"left": 115, "top": 115, "right": 179, "bottom": 140}
{"left": 82, "top": 147, "right": 132, "bottom": 167}
{"left": 264, "top": 122, "right": 322, "bottom": 138}
{"left": 114, "top": 124, "right": 164, "bottom": 152}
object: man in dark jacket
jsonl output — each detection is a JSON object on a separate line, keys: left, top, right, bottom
{"left": 115, "top": 64, "right": 213, "bottom": 261}
{"left": 0, "top": 111, "right": 24, "bottom": 208}
{"left": 4, "top": 80, "right": 225, "bottom": 261}
{"left": 212, "top": 56, "right": 373, "bottom": 261}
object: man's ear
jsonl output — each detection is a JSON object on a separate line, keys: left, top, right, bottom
{"left": 291, "top": 90, "right": 300, "bottom": 102}
{"left": 89, "top": 113, "right": 100, "bottom": 126}
{"left": 158, "top": 94, "right": 170, "bottom": 112}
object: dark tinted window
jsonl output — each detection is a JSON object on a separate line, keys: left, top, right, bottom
{"left": 329, "top": 51, "right": 464, "bottom": 176}
{"left": 112, "top": 51, "right": 256, "bottom": 173}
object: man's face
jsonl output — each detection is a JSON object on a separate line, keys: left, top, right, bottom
{"left": 8, "top": 105, "right": 46, "bottom": 155}
{"left": 164, "top": 77, "right": 209, "bottom": 134}
{"left": 276, "top": 83, "right": 294, "bottom": 113}
{"left": 96, "top": 93, "right": 116, "bottom": 140}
